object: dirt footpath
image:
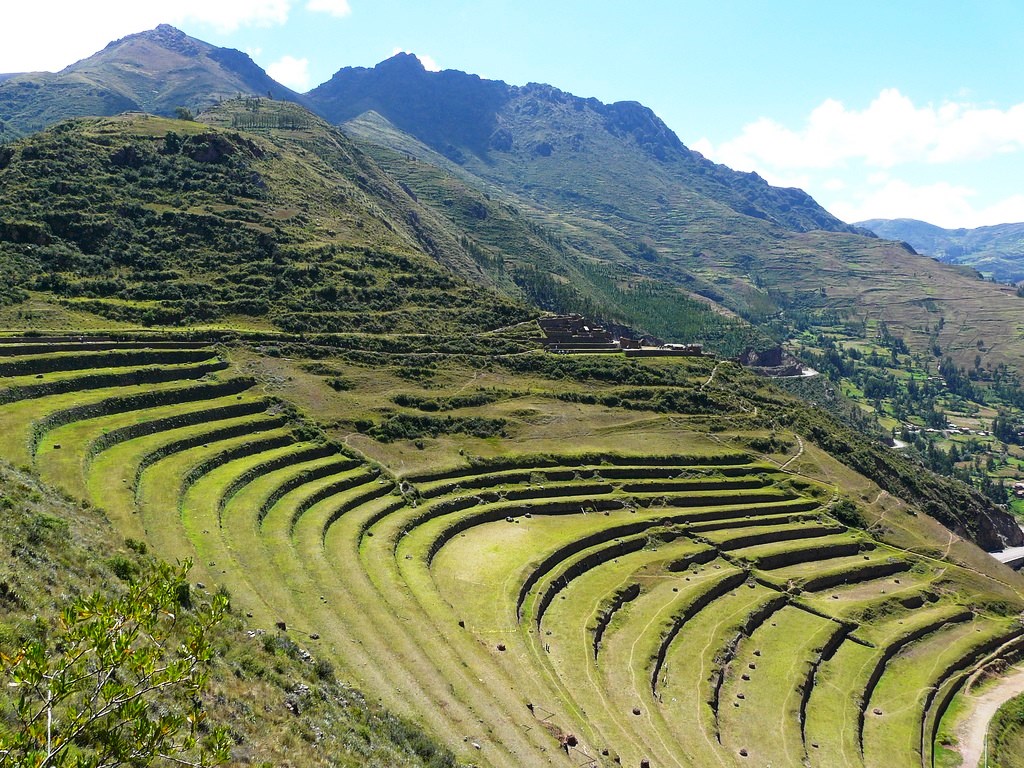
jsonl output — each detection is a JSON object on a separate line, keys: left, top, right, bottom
{"left": 954, "top": 666, "right": 1024, "bottom": 767}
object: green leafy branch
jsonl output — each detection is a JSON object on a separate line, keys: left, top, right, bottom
{"left": 0, "top": 561, "right": 230, "bottom": 768}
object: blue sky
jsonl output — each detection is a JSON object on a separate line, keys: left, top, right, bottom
{"left": 6, "top": 1, "right": 1024, "bottom": 227}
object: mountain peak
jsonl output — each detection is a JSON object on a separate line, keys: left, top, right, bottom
{"left": 377, "top": 52, "right": 427, "bottom": 72}
{"left": 102, "top": 24, "right": 204, "bottom": 58}
{"left": 1, "top": 25, "right": 305, "bottom": 140}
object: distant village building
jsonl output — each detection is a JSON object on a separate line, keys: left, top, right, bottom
{"left": 538, "top": 314, "right": 619, "bottom": 353}
{"left": 538, "top": 314, "right": 703, "bottom": 356}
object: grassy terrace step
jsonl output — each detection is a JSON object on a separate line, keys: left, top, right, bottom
{"left": 578, "top": 567, "right": 755, "bottom": 763}
{"left": 386, "top": 495, "right": 822, "bottom": 631}
{"left": 36, "top": 396, "right": 278, "bottom": 498}
{"left": 130, "top": 437, "right": 312, "bottom": 589}
{"left": 651, "top": 579, "right": 782, "bottom": 766}
{"left": 415, "top": 464, "right": 779, "bottom": 499}
{"left": 362, "top": 506, "right": 580, "bottom": 764}
{"left": 404, "top": 452, "right": 757, "bottom": 485}
{"left": 312, "top": 495, "right": 538, "bottom": 767}
{"left": 213, "top": 444, "right": 336, "bottom": 520}
{"left": 255, "top": 460, "right": 367, "bottom": 527}
{"left": 89, "top": 421, "right": 295, "bottom": 541}
{"left": 649, "top": 568, "right": 752, "bottom": 693}
{"left": 660, "top": 497, "right": 822, "bottom": 525}
{"left": 523, "top": 509, "right": 830, "bottom": 626}
{"left": 85, "top": 398, "right": 277, "bottom": 466}
{"left": 617, "top": 478, "right": 776, "bottom": 494}
{"left": 408, "top": 494, "right": 817, "bottom": 613}
{"left": 685, "top": 509, "right": 819, "bottom": 534}
{"left": 0, "top": 376, "right": 254, "bottom": 466}
{"left": 126, "top": 415, "right": 291, "bottom": 497}
{"left": 0, "top": 358, "right": 230, "bottom": 406}
{"left": 216, "top": 455, "right": 367, "bottom": 598}
{"left": 766, "top": 548, "right": 914, "bottom": 592}
{"left": 861, "top": 618, "right": 1018, "bottom": 768}
{"left": 0, "top": 347, "right": 216, "bottom": 377}
{"left": 717, "top": 604, "right": 845, "bottom": 766}
{"left": 731, "top": 532, "right": 868, "bottom": 570}
{"left": 320, "top": 482, "right": 398, "bottom": 542}
{"left": 591, "top": 554, "right": 717, "bottom": 660}
{"left": 173, "top": 454, "right": 509, "bottom": 765}
{"left": 417, "top": 508, "right": 683, "bottom": 629}
{"left": 801, "top": 583, "right": 938, "bottom": 632}
{"left": 415, "top": 512, "right": 740, "bottom": 760}
{"left": 799, "top": 601, "right": 960, "bottom": 766}
{"left": 699, "top": 519, "right": 847, "bottom": 551}
{"left": 925, "top": 634, "right": 1024, "bottom": 768}
{"left": 34, "top": 391, "right": 270, "bottom": 466}
{"left": 413, "top": 477, "right": 792, "bottom": 518}
{"left": 527, "top": 529, "right": 716, "bottom": 628}
{"left": 261, "top": 469, "right": 379, "bottom": 539}
{"left": 29, "top": 376, "right": 255, "bottom": 458}
{"left": 534, "top": 542, "right": 721, "bottom": 765}
{"left": 0, "top": 340, "right": 212, "bottom": 356}
{"left": 402, "top": 492, "right": 804, "bottom": 567}
{"left": 173, "top": 443, "right": 339, "bottom": 605}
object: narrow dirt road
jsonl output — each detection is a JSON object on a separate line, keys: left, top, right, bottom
{"left": 955, "top": 666, "right": 1024, "bottom": 767}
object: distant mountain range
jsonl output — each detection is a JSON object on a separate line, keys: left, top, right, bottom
{"left": 4, "top": 25, "right": 1024, "bottom": 370}
{"left": 858, "top": 218, "right": 1024, "bottom": 283}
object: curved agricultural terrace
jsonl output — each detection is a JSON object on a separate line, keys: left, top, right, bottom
{"left": 4, "top": 336, "right": 1023, "bottom": 768}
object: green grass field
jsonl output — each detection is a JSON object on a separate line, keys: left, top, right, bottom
{"left": 1, "top": 334, "right": 1022, "bottom": 767}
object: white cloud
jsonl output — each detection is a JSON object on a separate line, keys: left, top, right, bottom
{"left": 698, "top": 89, "right": 1024, "bottom": 173}
{"left": 391, "top": 48, "right": 441, "bottom": 72}
{"left": 827, "top": 179, "right": 1024, "bottom": 229}
{"left": 266, "top": 55, "right": 311, "bottom": 91}
{"left": 1, "top": 1, "right": 293, "bottom": 72}
{"left": 306, "top": 0, "right": 351, "bottom": 17}
{"left": 829, "top": 179, "right": 977, "bottom": 226}
{"left": 171, "top": 0, "right": 292, "bottom": 32}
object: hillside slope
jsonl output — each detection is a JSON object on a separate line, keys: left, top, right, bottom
{"left": 0, "top": 103, "right": 529, "bottom": 333}
{"left": 0, "top": 332, "right": 1020, "bottom": 768}
{"left": 0, "top": 25, "right": 305, "bottom": 140}
{"left": 326, "top": 56, "right": 1024, "bottom": 370}
{"left": 859, "top": 217, "right": 1024, "bottom": 283}
{"left": 0, "top": 458, "right": 457, "bottom": 766}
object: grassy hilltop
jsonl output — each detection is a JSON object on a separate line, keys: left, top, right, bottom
{"left": 0, "top": 107, "right": 529, "bottom": 334}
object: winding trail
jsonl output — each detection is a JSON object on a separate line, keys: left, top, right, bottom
{"left": 954, "top": 665, "right": 1024, "bottom": 767}
{"left": 780, "top": 433, "right": 805, "bottom": 470}
{"left": 700, "top": 361, "right": 723, "bottom": 391}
